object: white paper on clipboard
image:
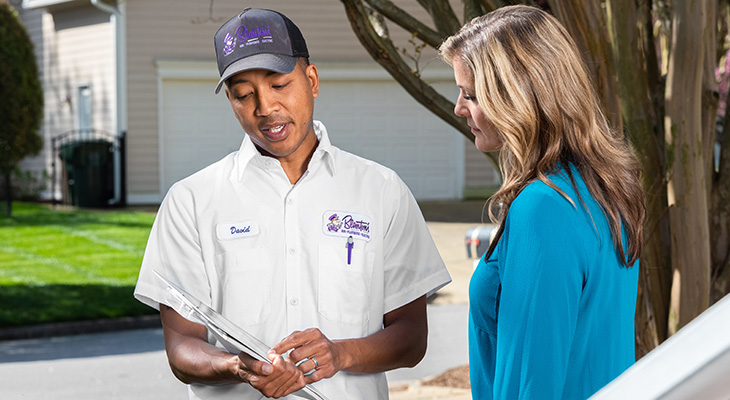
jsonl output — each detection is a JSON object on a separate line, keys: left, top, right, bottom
{"left": 153, "top": 270, "right": 329, "bottom": 400}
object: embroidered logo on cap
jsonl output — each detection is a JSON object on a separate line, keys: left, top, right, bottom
{"left": 216, "top": 220, "right": 260, "bottom": 240}
{"left": 323, "top": 211, "right": 371, "bottom": 241}
{"left": 223, "top": 24, "right": 274, "bottom": 56}
{"left": 222, "top": 33, "right": 236, "bottom": 56}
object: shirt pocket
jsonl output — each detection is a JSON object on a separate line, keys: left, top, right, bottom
{"left": 317, "top": 244, "right": 375, "bottom": 325}
{"left": 215, "top": 248, "right": 272, "bottom": 327}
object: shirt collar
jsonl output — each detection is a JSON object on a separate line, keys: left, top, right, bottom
{"left": 231, "top": 120, "right": 336, "bottom": 182}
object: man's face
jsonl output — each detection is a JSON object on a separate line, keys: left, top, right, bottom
{"left": 225, "top": 60, "right": 320, "bottom": 161}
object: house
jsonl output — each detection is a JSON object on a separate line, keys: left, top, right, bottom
{"left": 18, "top": 0, "right": 499, "bottom": 205}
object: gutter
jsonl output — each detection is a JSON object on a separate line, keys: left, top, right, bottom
{"left": 90, "top": 0, "right": 125, "bottom": 206}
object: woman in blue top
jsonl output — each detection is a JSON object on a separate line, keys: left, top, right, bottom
{"left": 439, "top": 5, "right": 645, "bottom": 399}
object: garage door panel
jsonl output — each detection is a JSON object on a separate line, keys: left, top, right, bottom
{"left": 160, "top": 77, "right": 462, "bottom": 200}
{"left": 161, "top": 79, "right": 242, "bottom": 193}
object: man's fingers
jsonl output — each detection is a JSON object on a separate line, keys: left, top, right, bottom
{"left": 238, "top": 352, "right": 273, "bottom": 377}
{"left": 270, "top": 329, "right": 307, "bottom": 354}
{"left": 262, "top": 352, "right": 307, "bottom": 398}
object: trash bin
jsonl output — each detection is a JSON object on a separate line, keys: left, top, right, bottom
{"left": 465, "top": 225, "right": 497, "bottom": 259}
{"left": 58, "top": 139, "right": 114, "bottom": 208}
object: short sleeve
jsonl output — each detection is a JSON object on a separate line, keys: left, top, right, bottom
{"left": 134, "top": 183, "right": 210, "bottom": 310}
{"left": 493, "top": 185, "right": 587, "bottom": 399}
{"left": 380, "top": 174, "right": 451, "bottom": 313}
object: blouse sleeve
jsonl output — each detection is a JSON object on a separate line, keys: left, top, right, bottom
{"left": 493, "top": 185, "right": 588, "bottom": 399}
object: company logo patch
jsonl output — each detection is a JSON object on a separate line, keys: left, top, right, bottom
{"left": 323, "top": 211, "right": 371, "bottom": 241}
{"left": 216, "top": 220, "right": 260, "bottom": 241}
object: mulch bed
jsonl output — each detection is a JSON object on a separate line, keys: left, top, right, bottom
{"left": 421, "top": 365, "right": 471, "bottom": 389}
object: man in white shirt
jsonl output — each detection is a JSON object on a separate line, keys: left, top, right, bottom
{"left": 134, "top": 8, "right": 451, "bottom": 399}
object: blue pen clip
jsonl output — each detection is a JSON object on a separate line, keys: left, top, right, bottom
{"left": 346, "top": 236, "right": 354, "bottom": 265}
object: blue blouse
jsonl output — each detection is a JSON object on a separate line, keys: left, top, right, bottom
{"left": 469, "top": 165, "right": 638, "bottom": 399}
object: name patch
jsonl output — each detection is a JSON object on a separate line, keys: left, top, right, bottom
{"left": 323, "top": 211, "right": 372, "bottom": 242}
{"left": 216, "top": 220, "right": 259, "bottom": 241}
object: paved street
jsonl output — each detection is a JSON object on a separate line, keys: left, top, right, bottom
{"left": 0, "top": 303, "right": 468, "bottom": 399}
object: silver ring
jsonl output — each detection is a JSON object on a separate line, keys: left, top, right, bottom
{"left": 303, "top": 368, "right": 316, "bottom": 377}
{"left": 294, "top": 357, "right": 309, "bottom": 367}
{"left": 311, "top": 357, "right": 319, "bottom": 368}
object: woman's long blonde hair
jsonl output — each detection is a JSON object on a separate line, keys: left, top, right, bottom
{"left": 440, "top": 5, "right": 644, "bottom": 266}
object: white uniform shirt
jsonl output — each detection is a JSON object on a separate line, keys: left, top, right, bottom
{"left": 134, "top": 121, "right": 451, "bottom": 399}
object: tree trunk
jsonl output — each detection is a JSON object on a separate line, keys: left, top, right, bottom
{"left": 707, "top": 2, "right": 730, "bottom": 305}
{"left": 547, "top": 0, "right": 622, "bottom": 131}
{"left": 665, "top": 0, "right": 711, "bottom": 334}
{"left": 4, "top": 171, "right": 11, "bottom": 217}
{"left": 702, "top": 1, "right": 718, "bottom": 198}
{"left": 711, "top": 86, "right": 730, "bottom": 304}
{"left": 606, "top": 0, "right": 672, "bottom": 358}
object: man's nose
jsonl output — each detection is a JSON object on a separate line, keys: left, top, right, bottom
{"left": 256, "top": 91, "right": 279, "bottom": 116}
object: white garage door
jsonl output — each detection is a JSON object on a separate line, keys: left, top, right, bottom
{"left": 160, "top": 73, "right": 463, "bottom": 200}
{"left": 160, "top": 78, "right": 244, "bottom": 196}
{"left": 314, "top": 79, "right": 463, "bottom": 200}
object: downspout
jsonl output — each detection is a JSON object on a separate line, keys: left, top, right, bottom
{"left": 90, "top": 0, "right": 125, "bottom": 206}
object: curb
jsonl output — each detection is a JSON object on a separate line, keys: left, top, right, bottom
{"left": 0, "top": 314, "right": 161, "bottom": 341}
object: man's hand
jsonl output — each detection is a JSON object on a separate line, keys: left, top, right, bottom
{"left": 268, "top": 295, "right": 429, "bottom": 382}
{"left": 269, "top": 328, "right": 348, "bottom": 384}
{"left": 235, "top": 351, "right": 306, "bottom": 398}
{"left": 161, "top": 295, "right": 428, "bottom": 395}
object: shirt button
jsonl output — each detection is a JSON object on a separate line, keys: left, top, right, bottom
{"left": 290, "top": 298, "right": 299, "bottom": 306}
{"left": 287, "top": 198, "right": 294, "bottom": 205}
{"left": 288, "top": 248, "right": 296, "bottom": 255}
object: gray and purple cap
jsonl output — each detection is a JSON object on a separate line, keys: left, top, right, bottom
{"left": 213, "top": 8, "right": 309, "bottom": 94}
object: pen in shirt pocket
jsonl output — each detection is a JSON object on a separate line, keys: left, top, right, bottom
{"left": 346, "top": 235, "right": 353, "bottom": 265}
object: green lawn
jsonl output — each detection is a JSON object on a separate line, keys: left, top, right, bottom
{"left": 0, "top": 202, "right": 158, "bottom": 328}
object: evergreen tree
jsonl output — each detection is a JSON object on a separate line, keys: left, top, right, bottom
{"left": 0, "top": 2, "right": 44, "bottom": 216}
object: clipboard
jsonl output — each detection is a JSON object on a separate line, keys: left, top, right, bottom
{"left": 154, "top": 270, "right": 330, "bottom": 400}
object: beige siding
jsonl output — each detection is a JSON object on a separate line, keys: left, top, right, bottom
{"left": 18, "top": 4, "right": 116, "bottom": 200}
{"left": 464, "top": 140, "right": 501, "bottom": 187}
{"left": 51, "top": 6, "right": 116, "bottom": 132}
{"left": 16, "top": 6, "right": 48, "bottom": 179}
{"left": 125, "top": 0, "right": 446, "bottom": 197}
{"left": 22, "top": 0, "right": 499, "bottom": 202}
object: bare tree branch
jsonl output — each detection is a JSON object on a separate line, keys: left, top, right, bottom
{"left": 462, "top": 0, "right": 485, "bottom": 22}
{"left": 480, "top": 0, "right": 500, "bottom": 11}
{"left": 340, "top": 0, "right": 493, "bottom": 152}
{"left": 192, "top": 0, "right": 224, "bottom": 24}
{"left": 414, "top": 0, "right": 462, "bottom": 37}
{"left": 363, "top": 0, "right": 442, "bottom": 48}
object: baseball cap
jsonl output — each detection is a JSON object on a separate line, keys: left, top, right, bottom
{"left": 213, "top": 8, "right": 309, "bottom": 94}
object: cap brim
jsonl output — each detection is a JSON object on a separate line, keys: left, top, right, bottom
{"left": 215, "top": 53, "right": 298, "bottom": 94}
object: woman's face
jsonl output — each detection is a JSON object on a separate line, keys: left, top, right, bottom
{"left": 452, "top": 57, "right": 503, "bottom": 153}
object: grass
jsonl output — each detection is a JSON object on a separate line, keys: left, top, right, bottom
{"left": 0, "top": 202, "right": 158, "bottom": 328}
